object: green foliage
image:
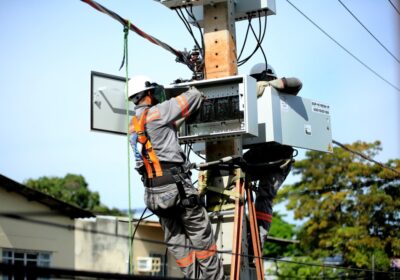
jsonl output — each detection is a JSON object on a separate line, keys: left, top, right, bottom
{"left": 25, "top": 173, "right": 124, "bottom": 215}
{"left": 269, "top": 256, "right": 344, "bottom": 279}
{"left": 264, "top": 212, "right": 299, "bottom": 257}
{"left": 278, "top": 141, "right": 400, "bottom": 271}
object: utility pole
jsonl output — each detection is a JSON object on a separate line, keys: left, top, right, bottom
{"left": 202, "top": 2, "right": 262, "bottom": 279}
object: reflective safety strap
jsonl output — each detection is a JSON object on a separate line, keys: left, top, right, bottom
{"left": 256, "top": 211, "right": 272, "bottom": 223}
{"left": 132, "top": 108, "right": 163, "bottom": 178}
{"left": 195, "top": 244, "right": 218, "bottom": 260}
{"left": 175, "top": 251, "right": 195, "bottom": 267}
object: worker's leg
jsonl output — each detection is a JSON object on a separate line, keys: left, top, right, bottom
{"left": 160, "top": 215, "right": 196, "bottom": 278}
{"left": 145, "top": 184, "right": 196, "bottom": 278}
{"left": 255, "top": 167, "right": 291, "bottom": 241}
{"left": 181, "top": 203, "right": 224, "bottom": 280}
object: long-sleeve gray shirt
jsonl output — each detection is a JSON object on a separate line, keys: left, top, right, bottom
{"left": 132, "top": 86, "right": 203, "bottom": 163}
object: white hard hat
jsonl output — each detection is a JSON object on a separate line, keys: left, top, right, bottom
{"left": 249, "top": 63, "right": 277, "bottom": 81}
{"left": 128, "top": 75, "right": 155, "bottom": 100}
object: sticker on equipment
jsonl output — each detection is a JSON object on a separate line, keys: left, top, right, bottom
{"left": 311, "top": 101, "right": 330, "bottom": 115}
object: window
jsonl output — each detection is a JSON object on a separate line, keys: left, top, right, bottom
{"left": 2, "top": 249, "right": 51, "bottom": 280}
{"left": 150, "top": 253, "right": 167, "bottom": 277}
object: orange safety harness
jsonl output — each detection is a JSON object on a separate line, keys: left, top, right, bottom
{"left": 131, "top": 108, "right": 163, "bottom": 178}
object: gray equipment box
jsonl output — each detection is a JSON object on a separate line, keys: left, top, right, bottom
{"left": 165, "top": 75, "right": 258, "bottom": 143}
{"left": 243, "top": 86, "right": 333, "bottom": 153}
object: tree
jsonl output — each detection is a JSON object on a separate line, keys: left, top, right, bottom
{"left": 264, "top": 212, "right": 299, "bottom": 258}
{"left": 25, "top": 173, "right": 124, "bottom": 215}
{"left": 278, "top": 141, "right": 400, "bottom": 273}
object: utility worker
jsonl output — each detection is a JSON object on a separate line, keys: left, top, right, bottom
{"left": 244, "top": 63, "right": 299, "bottom": 245}
{"left": 128, "top": 75, "right": 224, "bottom": 280}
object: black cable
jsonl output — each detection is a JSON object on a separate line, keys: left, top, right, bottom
{"left": 332, "top": 139, "right": 400, "bottom": 176}
{"left": 175, "top": 8, "right": 203, "bottom": 56}
{"left": 185, "top": 5, "right": 205, "bottom": 58}
{"left": 249, "top": 15, "right": 268, "bottom": 69}
{"left": 131, "top": 207, "right": 149, "bottom": 245}
{"left": 238, "top": 10, "right": 268, "bottom": 66}
{"left": 237, "top": 16, "right": 252, "bottom": 61}
{"left": 338, "top": 0, "right": 400, "bottom": 64}
{"left": 1, "top": 212, "right": 398, "bottom": 275}
{"left": 286, "top": 0, "right": 400, "bottom": 92}
{"left": 388, "top": 0, "right": 400, "bottom": 15}
{"left": 0, "top": 261, "right": 184, "bottom": 280}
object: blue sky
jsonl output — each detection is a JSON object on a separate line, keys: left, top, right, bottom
{"left": 0, "top": 0, "right": 399, "bottom": 217}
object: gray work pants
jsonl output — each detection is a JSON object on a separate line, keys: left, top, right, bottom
{"left": 144, "top": 181, "right": 224, "bottom": 280}
{"left": 255, "top": 167, "right": 290, "bottom": 232}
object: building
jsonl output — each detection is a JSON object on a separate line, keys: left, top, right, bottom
{"left": 0, "top": 174, "right": 183, "bottom": 279}
{"left": 75, "top": 216, "right": 183, "bottom": 278}
{"left": 0, "top": 174, "right": 94, "bottom": 279}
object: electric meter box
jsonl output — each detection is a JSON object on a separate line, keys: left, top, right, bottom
{"left": 243, "top": 87, "right": 333, "bottom": 153}
{"left": 164, "top": 75, "right": 258, "bottom": 143}
{"left": 157, "top": 0, "right": 276, "bottom": 22}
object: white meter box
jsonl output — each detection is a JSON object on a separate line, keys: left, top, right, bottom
{"left": 165, "top": 75, "right": 258, "bottom": 143}
{"left": 243, "top": 87, "right": 333, "bottom": 153}
{"left": 183, "top": 0, "right": 276, "bottom": 27}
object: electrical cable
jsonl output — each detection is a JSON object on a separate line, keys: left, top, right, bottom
{"left": 238, "top": 10, "right": 268, "bottom": 66}
{"left": 121, "top": 23, "right": 134, "bottom": 274}
{"left": 185, "top": 5, "right": 205, "bottom": 58}
{"left": 237, "top": 17, "right": 252, "bottom": 62}
{"left": 338, "top": 0, "right": 400, "bottom": 64}
{"left": 131, "top": 207, "right": 149, "bottom": 245}
{"left": 81, "top": 0, "right": 193, "bottom": 71}
{"left": 286, "top": 0, "right": 400, "bottom": 92}
{"left": 388, "top": 0, "right": 400, "bottom": 15}
{"left": 0, "top": 212, "right": 398, "bottom": 276}
{"left": 248, "top": 16, "right": 268, "bottom": 70}
{"left": 175, "top": 8, "right": 203, "bottom": 56}
{"left": 332, "top": 139, "right": 400, "bottom": 176}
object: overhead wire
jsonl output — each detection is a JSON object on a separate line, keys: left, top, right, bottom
{"left": 337, "top": 0, "right": 400, "bottom": 64}
{"left": 388, "top": 0, "right": 400, "bottom": 15}
{"left": 285, "top": 0, "right": 400, "bottom": 92}
{"left": 1, "top": 212, "right": 398, "bottom": 277}
{"left": 332, "top": 139, "right": 400, "bottom": 177}
{"left": 81, "top": 0, "right": 193, "bottom": 71}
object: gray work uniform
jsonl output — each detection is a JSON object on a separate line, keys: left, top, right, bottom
{"left": 243, "top": 143, "right": 293, "bottom": 237}
{"left": 132, "top": 87, "right": 224, "bottom": 279}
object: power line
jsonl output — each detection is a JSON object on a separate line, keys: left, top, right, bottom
{"left": 285, "top": 0, "right": 400, "bottom": 92}
{"left": 388, "top": 0, "right": 400, "bottom": 15}
{"left": 332, "top": 139, "right": 400, "bottom": 177}
{"left": 0, "top": 212, "right": 397, "bottom": 276}
{"left": 338, "top": 0, "right": 400, "bottom": 64}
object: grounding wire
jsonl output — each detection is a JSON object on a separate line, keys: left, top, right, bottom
{"left": 286, "top": 0, "right": 400, "bottom": 92}
{"left": 338, "top": 0, "right": 400, "bottom": 64}
{"left": 121, "top": 22, "right": 134, "bottom": 274}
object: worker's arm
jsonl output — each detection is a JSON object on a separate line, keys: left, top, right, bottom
{"left": 155, "top": 86, "right": 204, "bottom": 125}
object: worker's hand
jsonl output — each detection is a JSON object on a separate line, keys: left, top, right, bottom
{"left": 256, "top": 81, "right": 270, "bottom": 98}
{"left": 174, "top": 117, "right": 185, "bottom": 129}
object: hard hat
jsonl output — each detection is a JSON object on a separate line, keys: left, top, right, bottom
{"left": 249, "top": 63, "right": 277, "bottom": 81}
{"left": 128, "top": 75, "right": 155, "bottom": 100}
